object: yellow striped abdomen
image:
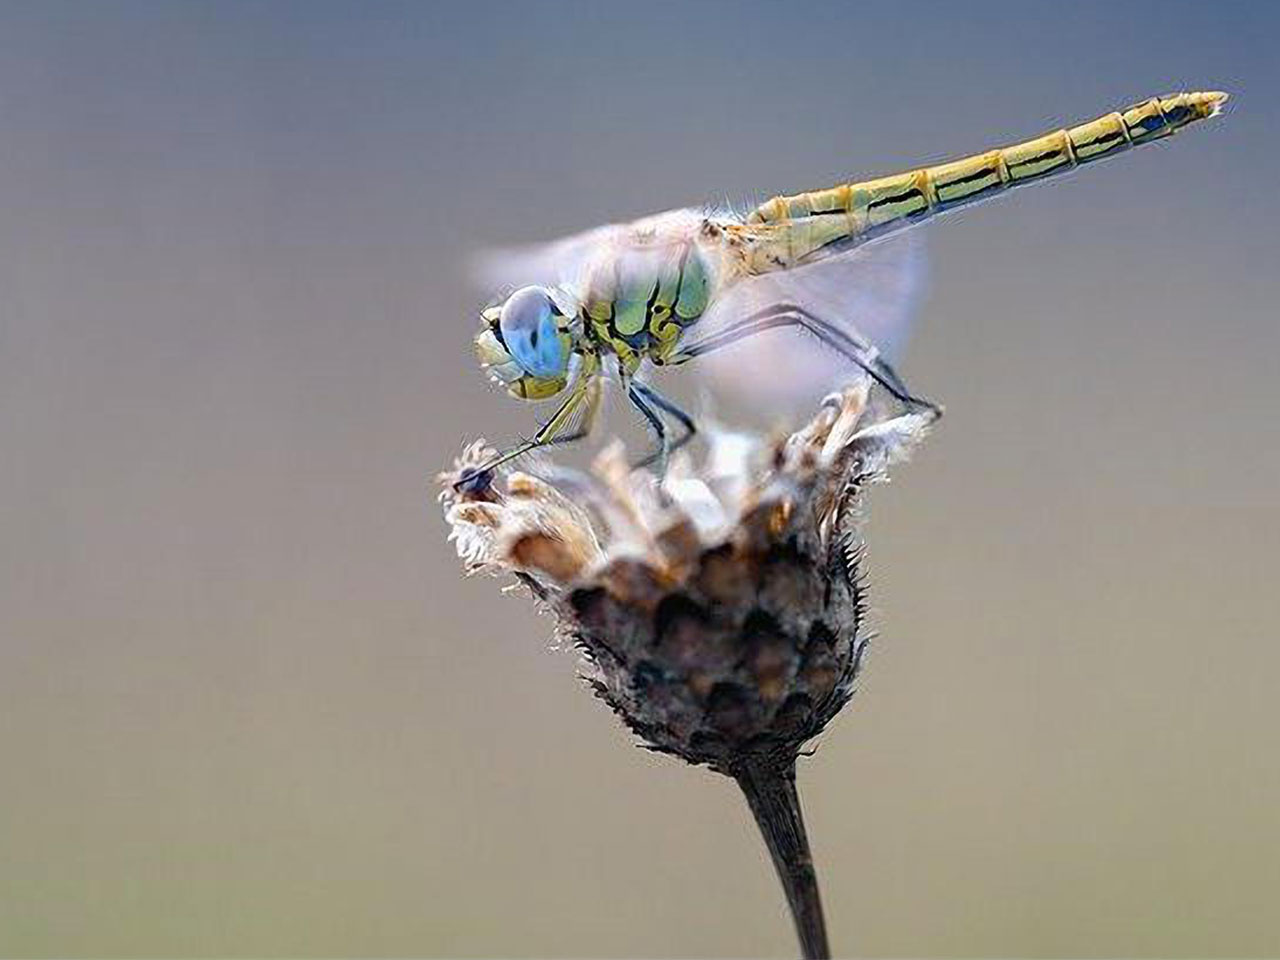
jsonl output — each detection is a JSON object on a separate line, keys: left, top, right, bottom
{"left": 746, "top": 91, "right": 1228, "bottom": 268}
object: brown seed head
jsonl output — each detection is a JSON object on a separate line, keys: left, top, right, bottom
{"left": 439, "top": 387, "right": 936, "bottom": 774}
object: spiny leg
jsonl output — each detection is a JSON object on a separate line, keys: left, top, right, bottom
{"left": 630, "top": 381, "right": 697, "bottom": 469}
{"left": 671, "top": 303, "right": 942, "bottom": 418}
{"left": 455, "top": 376, "right": 600, "bottom": 493}
{"left": 626, "top": 383, "right": 670, "bottom": 475}
{"left": 674, "top": 304, "right": 934, "bottom": 411}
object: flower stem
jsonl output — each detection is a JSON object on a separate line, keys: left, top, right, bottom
{"left": 733, "top": 759, "right": 830, "bottom": 959}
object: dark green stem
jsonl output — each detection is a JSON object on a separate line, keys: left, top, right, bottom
{"left": 733, "top": 760, "right": 830, "bottom": 959}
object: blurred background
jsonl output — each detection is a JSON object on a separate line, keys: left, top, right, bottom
{"left": 1, "top": 1, "right": 1277, "bottom": 956}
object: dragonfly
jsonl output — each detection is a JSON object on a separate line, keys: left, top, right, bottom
{"left": 457, "top": 91, "right": 1227, "bottom": 492}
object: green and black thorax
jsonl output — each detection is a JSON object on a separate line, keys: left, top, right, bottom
{"left": 578, "top": 238, "right": 713, "bottom": 373}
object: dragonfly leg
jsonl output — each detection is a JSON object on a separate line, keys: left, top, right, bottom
{"left": 630, "top": 381, "right": 697, "bottom": 470}
{"left": 672, "top": 304, "right": 942, "bottom": 418}
{"left": 454, "top": 376, "right": 600, "bottom": 493}
{"left": 626, "top": 383, "right": 670, "bottom": 474}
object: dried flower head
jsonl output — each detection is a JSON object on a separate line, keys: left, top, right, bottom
{"left": 439, "top": 384, "right": 936, "bottom": 775}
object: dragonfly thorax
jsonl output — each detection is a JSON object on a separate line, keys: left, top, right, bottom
{"left": 578, "top": 238, "right": 713, "bottom": 372}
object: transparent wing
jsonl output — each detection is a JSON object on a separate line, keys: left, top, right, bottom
{"left": 470, "top": 223, "right": 621, "bottom": 293}
{"left": 470, "top": 208, "right": 707, "bottom": 295}
{"left": 689, "top": 232, "right": 927, "bottom": 417}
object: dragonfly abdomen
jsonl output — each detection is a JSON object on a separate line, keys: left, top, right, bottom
{"left": 746, "top": 91, "right": 1227, "bottom": 268}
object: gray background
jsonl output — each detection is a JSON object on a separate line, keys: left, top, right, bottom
{"left": 1, "top": 1, "right": 1277, "bottom": 955}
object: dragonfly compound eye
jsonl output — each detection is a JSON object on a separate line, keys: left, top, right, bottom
{"left": 499, "top": 286, "right": 568, "bottom": 379}
{"left": 475, "top": 296, "right": 568, "bottom": 401}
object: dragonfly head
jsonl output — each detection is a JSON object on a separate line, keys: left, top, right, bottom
{"left": 475, "top": 286, "right": 572, "bottom": 400}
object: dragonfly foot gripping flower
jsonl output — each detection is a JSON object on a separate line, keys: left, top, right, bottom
{"left": 439, "top": 385, "right": 937, "bottom": 958}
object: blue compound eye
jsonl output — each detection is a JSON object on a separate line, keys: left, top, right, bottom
{"left": 499, "top": 286, "right": 566, "bottom": 379}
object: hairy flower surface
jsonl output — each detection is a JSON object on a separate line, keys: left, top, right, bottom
{"left": 440, "top": 385, "right": 935, "bottom": 774}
